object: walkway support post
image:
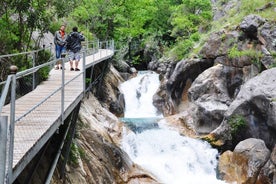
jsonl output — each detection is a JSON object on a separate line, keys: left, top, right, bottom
{"left": 7, "top": 65, "right": 18, "bottom": 183}
{"left": 61, "top": 54, "right": 66, "bottom": 123}
{"left": 0, "top": 116, "right": 8, "bottom": 184}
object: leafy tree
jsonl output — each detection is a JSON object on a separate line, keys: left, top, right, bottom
{"left": 171, "top": 0, "right": 212, "bottom": 39}
{"left": 169, "top": 0, "right": 212, "bottom": 60}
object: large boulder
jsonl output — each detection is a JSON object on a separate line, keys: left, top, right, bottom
{"left": 256, "top": 145, "right": 276, "bottom": 184}
{"left": 199, "top": 30, "right": 239, "bottom": 59}
{"left": 188, "top": 64, "right": 232, "bottom": 134}
{"left": 208, "top": 68, "right": 276, "bottom": 149}
{"left": 153, "top": 58, "right": 214, "bottom": 115}
{"left": 219, "top": 138, "right": 270, "bottom": 184}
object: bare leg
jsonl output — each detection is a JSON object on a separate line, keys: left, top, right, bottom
{"left": 70, "top": 60, "right": 74, "bottom": 70}
{"left": 75, "top": 60, "right": 79, "bottom": 69}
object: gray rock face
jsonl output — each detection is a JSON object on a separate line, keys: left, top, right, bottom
{"left": 234, "top": 138, "right": 270, "bottom": 165}
{"left": 239, "top": 15, "right": 265, "bottom": 40}
{"left": 167, "top": 59, "right": 214, "bottom": 104}
{"left": 152, "top": 58, "right": 214, "bottom": 115}
{"left": 188, "top": 64, "right": 232, "bottom": 134}
{"left": 256, "top": 145, "right": 276, "bottom": 183}
{"left": 211, "top": 0, "right": 240, "bottom": 21}
{"left": 212, "top": 68, "right": 276, "bottom": 149}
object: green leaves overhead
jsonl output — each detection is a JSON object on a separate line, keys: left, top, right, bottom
{"left": 0, "top": 0, "right": 214, "bottom": 66}
{"left": 171, "top": 0, "right": 212, "bottom": 38}
{"left": 70, "top": 0, "right": 181, "bottom": 40}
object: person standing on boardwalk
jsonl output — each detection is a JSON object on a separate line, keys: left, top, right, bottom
{"left": 54, "top": 24, "right": 67, "bottom": 70}
{"left": 66, "top": 26, "right": 85, "bottom": 71}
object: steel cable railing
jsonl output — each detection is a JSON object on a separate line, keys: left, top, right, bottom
{"left": 0, "top": 39, "right": 114, "bottom": 184}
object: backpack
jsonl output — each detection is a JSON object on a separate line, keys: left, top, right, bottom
{"left": 66, "top": 34, "right": 72, "bottom": 50}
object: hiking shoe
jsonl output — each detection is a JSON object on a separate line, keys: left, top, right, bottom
{"left": 75, "top": 68, "right": 80, "bottom": 71}
{"left": 70, "top": 68, "right": 74, "bottom": 71}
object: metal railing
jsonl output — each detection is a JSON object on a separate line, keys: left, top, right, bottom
{"left": 0, "top": 39, "right": 114, "bottom": 183}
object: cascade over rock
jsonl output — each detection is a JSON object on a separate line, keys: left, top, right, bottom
{"left": 150, "top": 12, "right": 276, "bottom": 184}
{"left": 52, "top": 64, "right": 158, "bottom": 183}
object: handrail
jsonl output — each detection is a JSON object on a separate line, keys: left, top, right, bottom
{"left": 0, "top": 39, "right": 114, "bottom": 183}
{"left": 0, "top": 39, "right": 114, "bottom": 117}
{"left": 0, "top": 45, "right": 52, "bottom": 59}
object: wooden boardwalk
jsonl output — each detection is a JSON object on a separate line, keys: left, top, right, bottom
{"left": 0, "top": 49, "right": 114, "bottom": 181}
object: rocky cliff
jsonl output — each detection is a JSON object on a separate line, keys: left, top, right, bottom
{"left": 149, "top": 4, "right": 276, "bottom": 184}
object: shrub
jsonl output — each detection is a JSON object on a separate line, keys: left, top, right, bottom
{"left": 229, "top": 114, "right": 247, "bottom": 136}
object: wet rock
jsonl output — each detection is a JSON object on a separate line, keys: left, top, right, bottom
{"left": 165, "top": 59, "right": 214, "bottom": 113}
{"left": 109, "top": 99, "right": 124, "bottom": 117}
{"left": 152, "top": 58, "right": 214, "bottom": 116}
{"left": 164, "top": 111, "right": 197, "bottom": 138}
{"left": 148, "top": 57, "right": 173, "bottom": 76}
{"left": 112, "top": 59, "right": 131, "bottom": 73}
{"left": 219, "top": 138, "right": 270, "bottom": 184}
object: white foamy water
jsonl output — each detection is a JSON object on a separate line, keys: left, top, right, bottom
{"left": 120, "top": 71, "right": 226, "bottom": 184}
{"left": 119, "top": 71, "right": 161, "bottom": 118}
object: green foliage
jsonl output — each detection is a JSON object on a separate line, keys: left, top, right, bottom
{"left": 228, "top": 45, "right": 263, "bottom": 66}
{"left": 229, "top": 114, "right": 247, "bottom": 136}
{"left": 69, "top": 142, "right": 79, "bottom": 166}
{"left": 69, "top": 141, "right": 87, "bottom": 166}
{"left": 211, "top": 0, "right": 276, "bottom": 32}
{"left": 170, "top": 0, "right": 212, "bottom": 39}
{"left": 270, "top": 52, "right": 276, "bottom": 68}
{"left": 269, "top": 62, "right": 276, "bottom": 68}
{"left": 169, "top": 39, "right": 193, "bottom": 60}
{"left": 36, "top": 50, "right": 52, "bottom": 82}
{"left": 169, "top": 0, "right": 212, "bottom": 60}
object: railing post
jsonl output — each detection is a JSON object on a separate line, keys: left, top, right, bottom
{"left": 106, "top": 41, "right": 108, "bottom": 55}
{"left": 61, "top": 55, "right": 66, "bottom": 124}
{"left": 82, "top": 51, "right": 86, "bottom": 95}
{"left": 97, "top": 39, "right": 100, "bottom": 51}
{"left": 32, "top": 52, "right": 36, "bottom": 90}
{"left": 100, "top": 41, "right": 102, "bottom": 58}
{"left": 112, "top": 40, "right": 115, "bottom": 51}
{"left": 0, "top": 116, "right": 8, "bottom": 184}
{"left": 7, "top": 65, "right": 18, "bottom": 183}
{"left": 50, "top": 43, "right": 54, "bottom": 68}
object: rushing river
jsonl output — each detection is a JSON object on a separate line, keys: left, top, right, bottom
{"left": 119, "top": 71, "right": 226, "bottom": 184}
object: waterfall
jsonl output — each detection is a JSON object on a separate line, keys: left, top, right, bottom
{"left": 119, "top": 71, "right": 226, "bottom": 184}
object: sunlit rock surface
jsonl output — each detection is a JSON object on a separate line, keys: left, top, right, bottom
{"left": 219, "top": 138, "right": 270, "bottom": 184}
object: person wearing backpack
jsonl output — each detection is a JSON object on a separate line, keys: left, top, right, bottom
{"left": 66, "top": 27, "right": 85, "bottom": 71}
